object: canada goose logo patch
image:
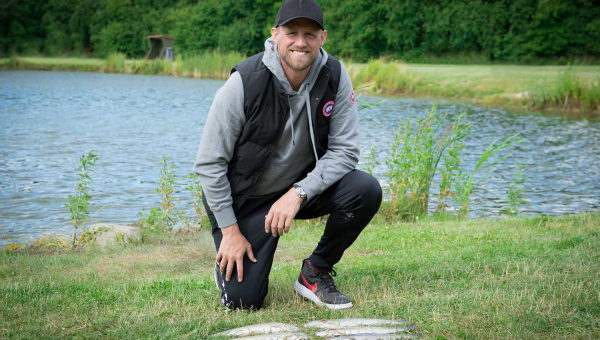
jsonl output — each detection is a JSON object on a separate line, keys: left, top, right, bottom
{"left": 323, "top": 100, "right": 335, "bottom": 117}
{"left": 350, "top": 90, "right": 356, "bottom": 105}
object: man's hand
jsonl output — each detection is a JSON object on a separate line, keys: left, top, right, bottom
{"left": 216, "top": 223, "right": 257, "bottom": 282}
{"left": 265, "top": 187, "right": 303, "bottom": 237}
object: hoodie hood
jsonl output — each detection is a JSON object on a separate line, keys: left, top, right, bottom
{"left": 262, "top": 37, "right": 328, "bottom": 95}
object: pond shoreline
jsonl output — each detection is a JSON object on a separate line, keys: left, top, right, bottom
{"left": 2, "top": 56, "right": 598, "bottom": 117}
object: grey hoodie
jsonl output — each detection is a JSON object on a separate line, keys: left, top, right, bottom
{"left": 193, "top": 38, "right": 360, "bottom": 228}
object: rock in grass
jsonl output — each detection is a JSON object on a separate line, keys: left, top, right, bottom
{"left": 92, "top": 224, "right": 142, "bottom": 246}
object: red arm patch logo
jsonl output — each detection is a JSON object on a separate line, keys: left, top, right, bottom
{"left": 323, "top": 100, "right": 335, "bottom": 117}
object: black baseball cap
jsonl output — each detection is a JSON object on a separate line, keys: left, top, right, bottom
{"left": 276, "top": 0, "right": 325, "bottom": 30}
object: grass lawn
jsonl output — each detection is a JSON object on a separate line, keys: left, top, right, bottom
{"left": 404, "top": 63, "right": 600, "bottom": 97}
{"left": 1, "top": 213, "right": 599, "bottom": 339}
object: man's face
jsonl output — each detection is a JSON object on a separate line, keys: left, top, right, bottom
{"left": 272, "top": 18, "right": 327, "bottom": 72}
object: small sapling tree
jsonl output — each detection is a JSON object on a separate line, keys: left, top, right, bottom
{"left": 503, "top": 162, "right": 526, "bottom": 215}
{"left": 139, "top": 157, "right": 184, "bottom": 230}
{"left": 65, "top": 151, "right": 98, "bottom": 248}
{"left": 185, "top": 172, "right": 203, "bottom": 225}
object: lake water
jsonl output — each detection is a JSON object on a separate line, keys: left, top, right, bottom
{"left": 1, "top": 71, "right": 599, "bottom": 246}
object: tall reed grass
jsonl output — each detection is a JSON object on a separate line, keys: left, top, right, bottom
{"left": 177, "top": 50, "right": 245, "bottom": 79}
{"left": 381, "top": 103, "right": 524, "bottom": 220}
{"left": 351, "top": 60, "right": 419, "bottom": 94}
{"left": 528, "top": 67, "right": 600, "bottom": 112}
{"left": 132, "top": 59, "right": 174, "bottom": 76}
{"left": 101, "top": 52, "right": 127, "bottom": 73}
{"left": 99, "top": 51, "right": 245, "bottom": 79}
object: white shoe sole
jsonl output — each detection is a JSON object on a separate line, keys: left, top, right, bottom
{"left": 294, "top": 281, "right": 353, "bottom": 310}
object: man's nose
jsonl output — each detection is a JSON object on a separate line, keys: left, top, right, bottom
{"left": 295, "top": 36, "right": 307, "bottom": 48}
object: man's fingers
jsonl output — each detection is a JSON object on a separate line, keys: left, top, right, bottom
{"left": 271, "top": 216, "right": 280, "bottom": 237}
{"left": 226, "top": 258, "right": 235, "bottom": 281}
{"left": 265, "top": 212, "right": 273, "bottom": 233}
{"left": 277, "top": 217, "right": 285, "bottom": 237}
{"left": 219, "top": 257, "right": 228, "bottom": 274}
{"left": 284, "top": 217, "right": 292, "bottom": 234}
{"left": 216, "top": 252, "right": 223, "bottom": 263}
{"left": 247, "top": 247, "right": 257, "bottom": 263}
{"left": 236, "top": 258, "right": 244, "bottom": 282}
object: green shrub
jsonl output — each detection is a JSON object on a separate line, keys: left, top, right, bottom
{"left": 102, "top": 52, "right": 127, "bottom": 73}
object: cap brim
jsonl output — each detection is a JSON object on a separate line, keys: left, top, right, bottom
{"left": 277, "top": 16, "right": 324, "bottom": 30}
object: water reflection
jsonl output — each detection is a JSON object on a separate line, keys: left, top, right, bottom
{"left": 1, "top": 71, "right": 599, "bottom": 246}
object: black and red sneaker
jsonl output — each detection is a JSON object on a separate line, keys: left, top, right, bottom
{"left": 294, "top": 259, "right": 353, "bottom": 310}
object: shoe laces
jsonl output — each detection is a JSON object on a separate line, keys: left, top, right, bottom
{"left": 318, "top": 267, "right": 339, "bottom": 293}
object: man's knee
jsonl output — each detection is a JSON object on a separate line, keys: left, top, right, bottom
{"left": 346, "top": 170, "right": 383, "bottom": 211}
{"left": 222, "top": 289, "right": 267, "bottom": 310}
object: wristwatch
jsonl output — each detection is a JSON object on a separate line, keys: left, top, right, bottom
{"left": 294, "top": 185, "right": 307, "bottom": 201}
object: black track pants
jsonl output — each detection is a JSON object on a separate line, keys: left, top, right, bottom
{"left": 203, "top": 169, "right": 382, "bottom": 310}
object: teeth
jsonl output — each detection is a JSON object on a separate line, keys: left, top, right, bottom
{"left": 292, "top": 51, "right": 308, "bottom": 55}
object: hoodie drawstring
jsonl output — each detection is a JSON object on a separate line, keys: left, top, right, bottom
{"left": 305, "top": 84, "right": 319, "bottom": 162}
{"left": 287, "top": 95, "right": 296, "bottom": 146}
{"left": 286, "top": 85, "right": 319, "bottom": 162}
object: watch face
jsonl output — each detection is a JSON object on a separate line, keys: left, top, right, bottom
{"left": 296, "top": 187, "right": 306, "bottom": 198}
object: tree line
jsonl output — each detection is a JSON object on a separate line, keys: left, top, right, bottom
{"left": 2, "top": 0, "right": 598, "bottom": 63}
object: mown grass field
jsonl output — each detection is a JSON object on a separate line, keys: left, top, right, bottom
{"left": 1, "top": 213, "right": 599, "bottom": 339}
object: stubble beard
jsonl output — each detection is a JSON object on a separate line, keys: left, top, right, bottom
{"left": 280, "top": 48, "right": 317, "bottom": 72}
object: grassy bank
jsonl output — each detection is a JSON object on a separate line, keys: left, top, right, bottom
{"left": 1, "top": 213, "right": 599, "bottom": 339}
{"left": 347, "top": 61, "right": 600, "bottom": 115}
{"left": 0, "top": 52, "right": 245, "bottom": 80}
{"left": 2, "top": 55, "right": 599, "bottom": 115}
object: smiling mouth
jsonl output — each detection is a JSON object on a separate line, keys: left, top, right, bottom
{"left": 291, "top": 50, "right": 309, "bottom": 56}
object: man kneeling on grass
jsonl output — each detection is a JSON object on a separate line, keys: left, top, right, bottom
{"left": 193, "top": 0, "right": 382, "bottom": 310}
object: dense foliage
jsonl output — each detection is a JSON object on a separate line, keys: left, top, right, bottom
{"left": 2, "top": 0, "right": 598, "bottom": 63}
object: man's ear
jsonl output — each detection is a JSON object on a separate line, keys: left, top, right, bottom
{"left": 320, "top": 30, "right": 327, "bottom": 47}
{"left": 271, "top": 27, "right": 279, "bottom": 44}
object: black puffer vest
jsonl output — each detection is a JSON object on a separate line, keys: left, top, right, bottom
{"left": 227, "top": 52, "right": 342, "bottom": 210}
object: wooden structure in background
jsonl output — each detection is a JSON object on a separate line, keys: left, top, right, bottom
{"left": 146, "top": 35, "right": 175, "bottom": 61}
